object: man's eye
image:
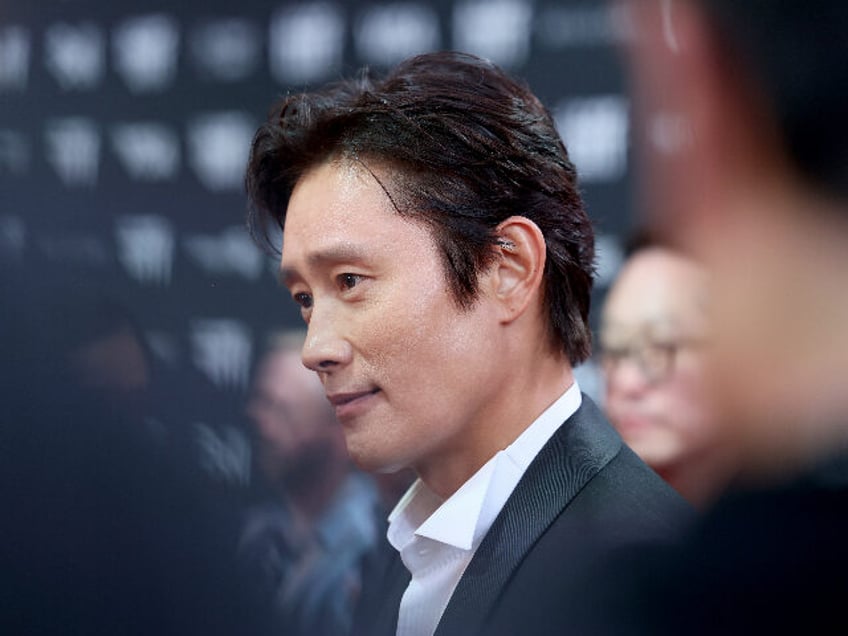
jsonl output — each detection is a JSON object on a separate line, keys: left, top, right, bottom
{"left": 293, "top": 292, "right": 313, "bottom": 309}
{"left": 337, "top": 273, "right": 362, "bottom": 290}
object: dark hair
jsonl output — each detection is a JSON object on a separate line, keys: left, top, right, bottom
{"left": 698, "top": 0, "right": 848, "bottom": 198}
{"left": 246, "top": 51, "right": 595, "bottom": 365}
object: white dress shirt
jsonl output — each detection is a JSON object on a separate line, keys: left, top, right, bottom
{"left": 387, "top": 381, "right": 582, "bottom": 636}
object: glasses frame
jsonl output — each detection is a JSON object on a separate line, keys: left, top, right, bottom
{"left": 599, "top": 336, "right": 706, "bottom": 385}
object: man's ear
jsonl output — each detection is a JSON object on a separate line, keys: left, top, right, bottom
{"left": 489, "top": 216, "right": 546, "bottom": 323}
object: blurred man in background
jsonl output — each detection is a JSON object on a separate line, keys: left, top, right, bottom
{"left": 239, "top": 331, "right": 380, "bottom": 636}
{"left": 605, "top": 0, "right": 848, "bottom": 632}
{"left": 0, "top": 267, "right": 262, "bottom": 636}
{"left": 600, "top": 237, "right": 733, "bottom": 506}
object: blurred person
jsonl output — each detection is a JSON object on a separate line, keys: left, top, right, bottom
{"left": 238, "top": 331, "right": 380, "bottom": 636}
{"left": 600, "top": 237, "right": 734, "bottom": 506}
{"left": 0, "top": 266, "right": 263, "bottom": 636}
{"left": 593, "top": 0, "right": 848, "bottom": 632}
{"left": 244, "top": 50, "right": 691, "bottom": 636}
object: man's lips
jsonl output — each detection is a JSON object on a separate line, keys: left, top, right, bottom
{"left": 326, "top": 388, "right": 381, "bottom": 408}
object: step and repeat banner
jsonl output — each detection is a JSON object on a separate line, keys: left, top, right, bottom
{"left": 1, "top": 0, "right": 631, "bottom": 445}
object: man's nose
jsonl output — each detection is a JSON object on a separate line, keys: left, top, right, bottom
{"left": 301, "top": 305, "right": 352, "bottom": 373}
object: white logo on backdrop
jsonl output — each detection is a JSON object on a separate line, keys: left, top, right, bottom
{"left": 453, "top": 0, "right": 532, "bottom": 68}
{"left": 0, "top": 26, "right": 30, "bottom": 91}
{"left": 186, "top": 111, "right": 254, "bottom": 191}
{"left": 0, "top": 129, "right": 30, "bottom": 176}
{"left": 45, "top": 118, "right": 100, "bottom": 187}
{"left": 115, "top": 214, "right": 175, "bottom": 286}
{"left": 269, "top": 3, "right": 344, "bottom": 85}
{"left": 536, "top": 5, "right": 620, "bottom": 48}
{"left": 193, "top": 422, "right": 252, "bottom": 485}
{"left": 190, "top": 318, "right": 252, "bottom": 391}
{"left": 113, "top": 14, "right": 179, "bottom": 93}
{"left": 44, "top": 22, "right": 104, "bottom": 91}
{"left": 355, "top": 3, "right": 440, "bottom": 66}
{"left": 189, "top": 18, "right": 261, "bottom": 82}
{"left": 111, "top": 123, "right": 180, "bottom": 181}
{"left": 555, "top": 96, "right": 629, "bottom": 183}
{"left": 184, "top": 226, "right": 265, "bottom": 280}
{"left": 0, "top": 215, "right": 26, "bottom": 262}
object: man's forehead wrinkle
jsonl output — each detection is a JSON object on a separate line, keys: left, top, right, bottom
{"left": 307, "top": 243, "right": 370, "bottom": 267}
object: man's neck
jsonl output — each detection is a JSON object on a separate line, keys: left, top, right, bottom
{"left": 415, "top": 353, "right": 575, "bottom": 499}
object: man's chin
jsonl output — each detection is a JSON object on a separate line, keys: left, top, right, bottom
{"left": 345, "top": 445, "right": 408, "bottom": 476}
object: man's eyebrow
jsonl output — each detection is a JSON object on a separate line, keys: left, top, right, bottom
{"left": 278, "top": 245, "right": 370, "bottom": 286}
{"left": 278, "top": 267, "right": 298, "bottom": 287}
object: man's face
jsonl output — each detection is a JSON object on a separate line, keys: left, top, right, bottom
{"left": 280, "top": 159, "right": 504, "bottom": 479}
{"left": 601, "top": 248, "right": 714, "bottom": 470}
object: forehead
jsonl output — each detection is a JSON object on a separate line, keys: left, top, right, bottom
{"left": 286, "top": 158, "right": 385, "bottom": 228}
{"left": 603, "top": 248, "right": 708, "bottom": 332}
{"left": 280, "top": 159, "right": 434, "bottom": 272}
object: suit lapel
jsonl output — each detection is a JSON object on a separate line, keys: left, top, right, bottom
{"left": 434, "top": 396, "right": 622, "bottom": 636}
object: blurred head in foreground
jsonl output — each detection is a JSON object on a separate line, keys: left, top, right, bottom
{"left": 621, "top": 0, "right": 848, "bottom": 478}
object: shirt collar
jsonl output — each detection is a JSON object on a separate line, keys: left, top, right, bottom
{"left": 388, "top": 381, "right": 582, "bottom": 552}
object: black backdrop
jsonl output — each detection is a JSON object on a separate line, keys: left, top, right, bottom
{"left": 1, "top": 0, "right": 633, "bottom": 437}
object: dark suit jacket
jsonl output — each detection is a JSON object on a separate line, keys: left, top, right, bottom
{"left": 592, "top": 450, "right": 848, "bottom": 636}
{"left": 351, "top": 395, "right": 692, "bottom": 636}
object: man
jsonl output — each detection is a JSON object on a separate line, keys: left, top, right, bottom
{"left": 605, "top": 0, "right": 848, "bottom": 632}
{"left": 245, "top": 51, "right": 690, "bottom": 636}
{"left": 600, "top": 239, "right": 733, "bottom": 506}
{"left": 239, "top": 331, "right": 380, "bottom": 636}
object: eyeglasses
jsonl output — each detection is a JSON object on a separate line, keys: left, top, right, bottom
{"left": 600, "top": 337, "right": 705, "bottom": 385}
